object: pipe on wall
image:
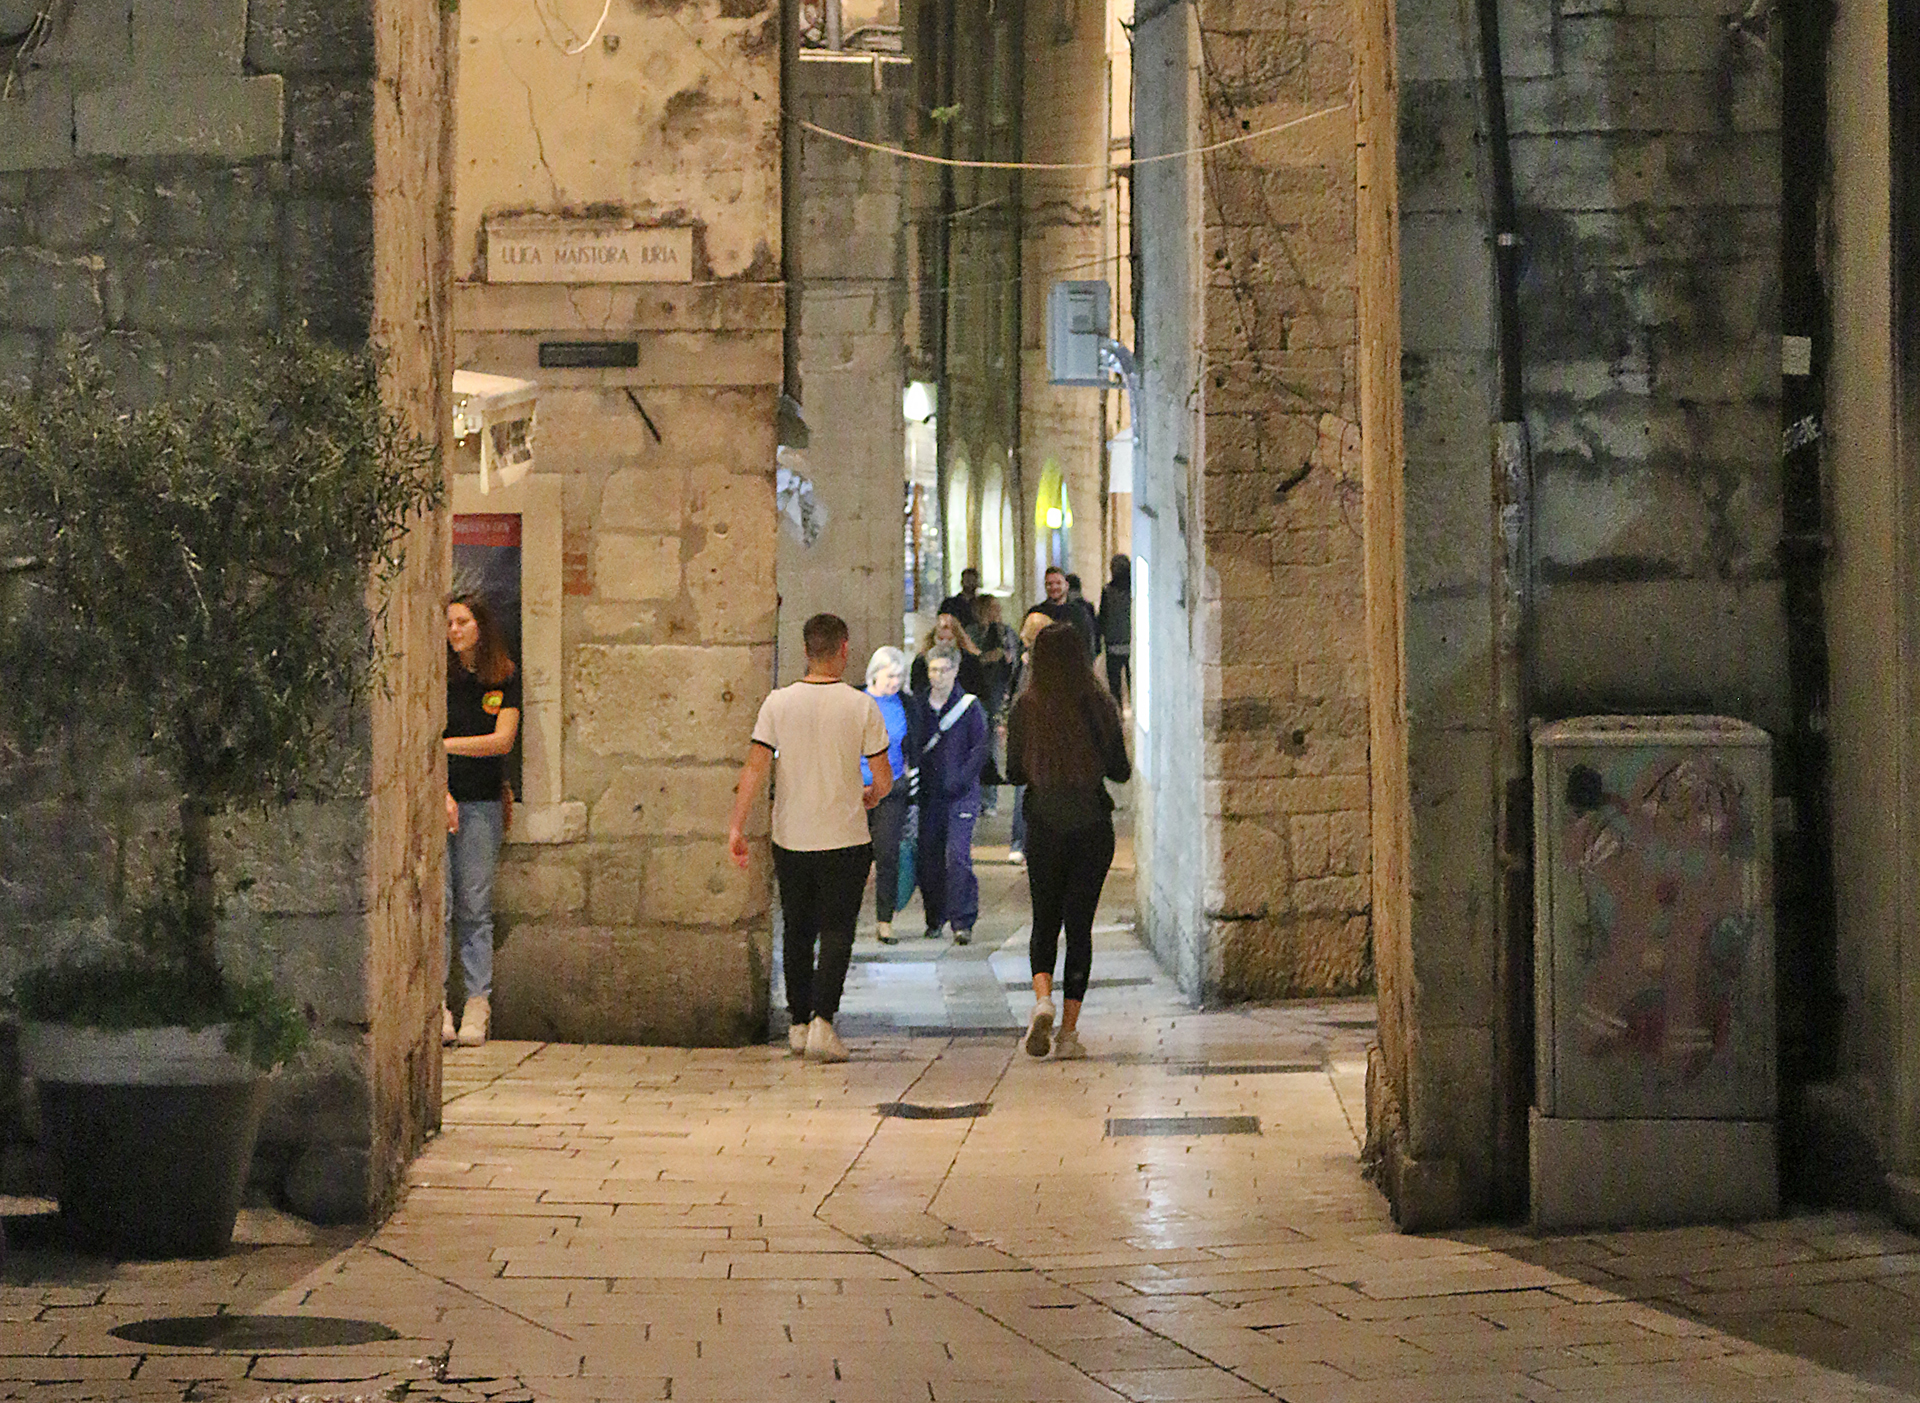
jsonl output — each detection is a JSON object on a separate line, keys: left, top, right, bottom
{"left": 1475, "top": 0, "right": 1534, "bottom": 1219}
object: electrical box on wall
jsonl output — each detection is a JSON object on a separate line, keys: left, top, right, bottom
{"left": 1048, "top": 280, "right": 1111, "bottom": 385}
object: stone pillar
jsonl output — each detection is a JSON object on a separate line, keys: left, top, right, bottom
{"left": 453, "top": 0, "right": 783, "bottom": 1045}
{"left": 0, "top": 0, "right": 454, "bottom": 1221}
{"left": 783, "top": 52, "right": 914, "bottom": 678}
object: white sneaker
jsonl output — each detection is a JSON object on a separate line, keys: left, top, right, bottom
{"left": 1007, "top": 849, "right": 1025, "bottom": 866}
{"left": 1024, "top": 1000, "right": 1055, "bottom": 1058}
{"left": 441, "top": 1005, "right": 457, "bottom": 1046}
{"left": 456, "top": 995, "right": 489, "bottom": 1047}
{"left": 805, "top": 1016, "right": 849, "bottom": 1063}
{"left": 788, "top": 1022, "right": 808, "bottom": 1055}
{"left": 1053, "top": 1028, "right": 1086, "bottom": 1060}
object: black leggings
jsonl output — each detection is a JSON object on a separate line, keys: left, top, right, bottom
{"left": 866, "top": 789, "right": 908, "bottom": 922}
{"left": 1025, "top": 817, "right": 1115, "bottom": 1003}
{"left": 772, "top": 842, "right": 872, "bottom": 1023}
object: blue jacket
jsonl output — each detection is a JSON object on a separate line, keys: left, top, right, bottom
{"left": 916, "top": 687, "right": 988, "bottom": 804}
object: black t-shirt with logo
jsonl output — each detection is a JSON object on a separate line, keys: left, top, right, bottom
{"left": 446, "top": 661, "right": 521, "bottom": 801}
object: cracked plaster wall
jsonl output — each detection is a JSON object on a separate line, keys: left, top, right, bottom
{"left": 453, "top": 0, "right": 783, "bottom": 1044}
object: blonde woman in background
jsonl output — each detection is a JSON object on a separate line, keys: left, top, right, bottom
{"left": 909, "top": 612, "right": 986, "bottom": 699}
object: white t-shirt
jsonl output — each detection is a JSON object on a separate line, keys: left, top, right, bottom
{"left": 751, "top": 679, "right": 889, "bottom": 852}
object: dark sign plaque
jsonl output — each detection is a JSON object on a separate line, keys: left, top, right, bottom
{"left": 538, "top": 341, "right": 640, "bottom": 369}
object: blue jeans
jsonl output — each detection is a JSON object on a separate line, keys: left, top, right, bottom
{"left": 446, "top": 799, "right": 504, "bottom": 1000}
{"left": 1010, "top": 785, "right": 1027, "bottom": 853}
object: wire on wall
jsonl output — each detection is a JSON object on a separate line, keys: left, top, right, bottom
{"left": 534, "top": 0, "right": 615, "bottom": 56}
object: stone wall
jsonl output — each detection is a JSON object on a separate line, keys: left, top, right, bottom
{"left": 1376, "top": 0, "right": 1785, "bottom": 1226}
{"left": 453, "top": 0, "right": 782, "bottom": 1044}
{"left": 1132, "top": 0, "right": 1211, "bottom": 996}
{"left": 1379, "top": 0, "right": 1501, "bottom": 1227}
{"left": 1132, "top": 0, "right": 1371, "bottom": 1002}
{"left": 0, "top": 0, "right": 451, "bottom": 1221}
{"left": 364, "top": 0, "right": 455, "bottom": 1221}
{"left": 1823, "top": 3, "right": 1920, "bottom": 1217}
{"left": 782, "top": 52, "right": 913, "bottom": 678}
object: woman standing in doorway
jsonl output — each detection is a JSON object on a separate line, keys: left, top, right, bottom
{"left": 444, "top": 592, "right": 520, "bottom": 1047}
{"left": 1005, "top": 623, "right": 1130, "bottom": 1059}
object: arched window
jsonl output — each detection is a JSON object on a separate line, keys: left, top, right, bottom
{"left": 945, "top": 460, "right": 971, "bottom": 594}
{"left": 981, "top": 462, "right": 1009, "bottom": 593}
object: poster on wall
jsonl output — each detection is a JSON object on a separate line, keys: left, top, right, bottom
{"left": 453, "top": 513, "right": 524, "bottom": 798}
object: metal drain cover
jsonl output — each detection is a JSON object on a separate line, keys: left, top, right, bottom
{"left": 878, "top": 1101, "right": 993, "bottom": 1119}
{"left": 1168, "top": 1062, "right": 1320, "bottom": 1076}
{"left": 111, "top": 1316, "right": 400, "bottom": 1350}
{"left": 1106, "top": 1115, "right": 1261, "bottom": 1137}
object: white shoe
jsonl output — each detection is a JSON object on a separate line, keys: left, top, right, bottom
{"left": 788, "top": 1022, "right": 808, "bottom": 1055}
{"left": 876, "top": 921, "right": 897, "bottom": 945}
{"left": 1053, "top": 1028, "right": 1086, "bottom": 1060}
{"left": 441, "top": 1006, "right": 457, "bottom": 1046}
{"left": 456, "top": 995, "right": 489, "bottom": 1047}
{"left": 805, "top": 1016, "right": 849, "bottom": 1063}
{"left": 1007, "top": 849, "right": 1025, "bottom": 866}
{"left": 1024, "top": 1000, "right": 1055, "bottom": 1058}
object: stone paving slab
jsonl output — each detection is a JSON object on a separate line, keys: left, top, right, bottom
{"left": 6, "top": 844, "right": 1920, "bottom": 1400}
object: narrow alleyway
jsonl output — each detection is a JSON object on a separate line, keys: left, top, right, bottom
{"left": 4, "top": 828, "right": 1920, "bottom": 1401}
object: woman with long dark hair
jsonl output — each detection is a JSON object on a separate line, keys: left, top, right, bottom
{"left": 1004, "top": 623, "right": 1130, "bottom": 1059}
{"left": 444, "top": 591, "right": 520, "bottom": 1047}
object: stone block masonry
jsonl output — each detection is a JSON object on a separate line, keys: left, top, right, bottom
{"left": 0, "top": 1, "right": 456, "bottom": 1223}
{"left": 1194, "top": 0, "right": 1372, "bottom": 1002}
{"left": 454, "top": 0, "right": 782, "bottom": 1046}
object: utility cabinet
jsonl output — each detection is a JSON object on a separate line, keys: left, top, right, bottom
{"left": 1531, "top": 716, "right": 1779, "bottom": 1228}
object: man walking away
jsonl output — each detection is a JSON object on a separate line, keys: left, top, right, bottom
{"left": 728, "top": 613, "right": 891, "bottom": 1063}
{"left": 1098, "top": 555, "right": 1131, "bottom": 705}
{"left": 1064, "top": 574, "right": 1101, "bottom": 661}
{"left": 938, "top": 566, "right": 983, "bottom": 629}
{"left": 915, "top": 645, "right": 988, "bottom": 944}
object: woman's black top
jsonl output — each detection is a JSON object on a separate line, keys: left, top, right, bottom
{"left": 1005, "top": 690, "right": 1131, "bottom": 831}
{"left": 909, "top": 647, "right": 987, "bottom": 701}
{"left": 446, "top": 660, "right": 521, "bottom": 802}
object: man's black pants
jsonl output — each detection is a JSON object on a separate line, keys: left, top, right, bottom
{"left": 772, "top": 842, "right": 872, "bottom": 1025}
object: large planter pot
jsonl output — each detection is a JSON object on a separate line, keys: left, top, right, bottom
{"left": 18, "top": 1022, "right": 268, "bottom": 1258}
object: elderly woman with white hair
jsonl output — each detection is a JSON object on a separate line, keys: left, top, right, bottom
{"left": 863, "top": 644, "right": 926, "bottom": 944}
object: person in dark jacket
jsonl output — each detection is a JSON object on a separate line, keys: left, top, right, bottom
{"left": 1005, "top": 623, "right": 1131, "bottom": 1059}
{"left": 1030, "top": 565, "right": 1096, "bottom": 660}
{"left": 914, "top": 645, "right": 988, "bottom": 944}
{"left": 1097, "top": 554, "right": 1132, "bottom": 704}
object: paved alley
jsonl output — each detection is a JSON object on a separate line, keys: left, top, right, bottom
{"left": 5, "top": 829, "right": 1920, "bottom": 1402}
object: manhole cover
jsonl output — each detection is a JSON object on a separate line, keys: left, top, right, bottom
{"left": 1167, "top": 1062, "right": 1320, "bottom": 1076}
{"left": 1105, "top": 1115, "right": 1261, "bottom": 1137}
{"left": 877, "top": 1101, "right": 993, "bottom": 1119}
{"left": 111, "top": 1316, "right": 400, "bottom": 1350}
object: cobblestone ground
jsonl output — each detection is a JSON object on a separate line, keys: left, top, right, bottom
{"left": 3, "top": 822, "right": 1919, "bottom": 1401}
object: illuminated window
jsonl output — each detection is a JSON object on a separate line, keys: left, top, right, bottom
{"left": 945, "top": 461, "right": 971, "bottom": 594}
{"left": 981, "top": 463, "right": 1010, "bottom": 593}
